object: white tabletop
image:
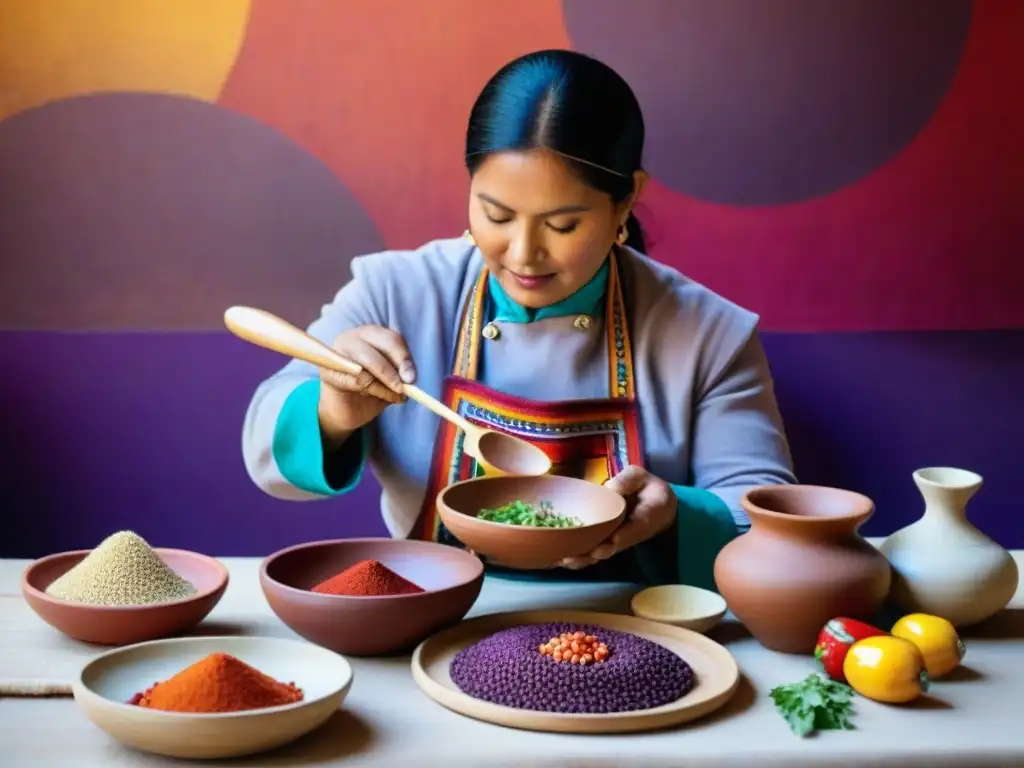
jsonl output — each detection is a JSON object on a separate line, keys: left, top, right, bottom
{"left": 1, "top": 554, "right": 1023, "bottom": 768}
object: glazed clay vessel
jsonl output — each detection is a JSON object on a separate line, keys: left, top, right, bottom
{"left": 880, "top": 467, "right": 1019, "bottom": 627}
{"left": 714, "top": 485, "right": 892, "bottom": 654}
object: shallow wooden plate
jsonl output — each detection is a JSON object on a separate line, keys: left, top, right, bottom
{"left": 411, "top": 609, "right": 739, "bottom": 734}
{"left": 72, "top": 635, "right": 353, "bottom": 759}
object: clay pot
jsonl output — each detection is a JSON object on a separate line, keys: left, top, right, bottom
{"left": 714, "top": 485, "right": 892, "bottom": 654}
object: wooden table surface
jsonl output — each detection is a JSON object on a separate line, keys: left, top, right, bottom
{"left": 1, "top": 553, "right": 1022, "bottom": 768}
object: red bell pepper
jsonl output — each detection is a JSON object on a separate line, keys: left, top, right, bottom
{"left": 814, "top": 617, "right": 887, "bottom": 683}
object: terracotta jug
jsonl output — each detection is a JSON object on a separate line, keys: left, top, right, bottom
{"left": 714, "top": 485, "right": 892, "bottom": 654}
{"left": 880, "top": 467, "right": 1019, "bottom": 627}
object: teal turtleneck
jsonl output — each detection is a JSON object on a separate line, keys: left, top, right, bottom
{"left": 270, "top": 255, "right": 738, "bottom": 592}
{"left": 486, "top": 259, "right": 609, "bottom": 324}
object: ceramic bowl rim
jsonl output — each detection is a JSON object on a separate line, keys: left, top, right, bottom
{"left": 741, "top": 484, "right": 874, "bottom": 523}
{"left": 21, "top": 548, "right": 230, "bottom": 612}
{"left": 913, "top": 466, "right": 983, "bottom": 489}
{"left": 73, "top": 635, "right": 353, "bottom": 720}
{"left": 259, "top": 537, "right": 484, "bottom": 601}
{"left": 437, "top": 475, "right": 628, "bottom": 534}
{"left": 629, "top": 584, "right": 729, "bottom": 624}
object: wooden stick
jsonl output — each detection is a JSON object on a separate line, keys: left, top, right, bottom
{"left": 224, "top": 306, "right": 364, "bottom": 376}
{"left": 0, "top": 680, "right": 73, "bottom": 697}
{"left": 223, "top": 305, "right": 399, "bottom": 403}
{"left": 224, "top": 305, "right": 477, "bottom": 433}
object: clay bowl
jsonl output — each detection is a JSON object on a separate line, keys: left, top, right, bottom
{"left": 260, "top": 538, "right": 484, "bottom": 656}
{"left": 72, "top": 635, "right": 352, "bottom": 760}
{"left": 630, "top": 585, "right": 729, "bottom": 634}
{"left": 436, "top": 475, "right": 627, "bottom": 569}
{"left": 21, "top": 549, "right": 229, "bottom": 645}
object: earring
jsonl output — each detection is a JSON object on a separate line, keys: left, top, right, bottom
{"left": 463, "top": 229, "right": 476, "bottom": 246}
{"left": 616, "top": 222, "right": 629, "bottom": 246}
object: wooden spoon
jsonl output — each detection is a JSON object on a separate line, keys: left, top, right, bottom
{"left": 223, "top": 306, "right": 552, "bottom": 477}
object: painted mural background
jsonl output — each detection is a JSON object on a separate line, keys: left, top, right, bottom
{"left": 2, "top": 0, "right": 1021, "bottom": 556}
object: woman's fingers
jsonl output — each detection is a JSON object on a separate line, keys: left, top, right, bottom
{"left": 582, "top": 465, "right": 649, "bottom": 560}
{"left": 583, "top": 467, "right": 677, "bottom": 562}
{"left": 559, "top": 555, "right": 597, "bottom": 570}
{"left": 344, "top": 338, "right": 405, "bottom": 394}
{"left": 603, "top": 464, "right": 648, "bottom": 496}
{"left": 357, "top": 325, "right": 417, "bottom": 386}
{"left": 322, "top": 325, "right": 416, "bottom": 404}
{"left": 595, "top": 488, "right": 673, "bottom": 558}
{"left": 320, "top": 365, "right": 401, "bottom": 404}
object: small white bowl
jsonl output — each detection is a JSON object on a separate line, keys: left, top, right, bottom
{"left": 630, "top": 584, "right": 728, "bottom": 634}
{"left": 72, "top": 635, "right": 353, "bottom": 759}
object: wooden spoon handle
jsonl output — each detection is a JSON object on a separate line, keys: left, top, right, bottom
{"left": 223, "top": 306, "right": 363, "bottom": 377}
{"left": 224, "top": 306, "right": 477, "bottom": 435}
{"left": 402, "top": 384, "right": 477, "bottom": 435}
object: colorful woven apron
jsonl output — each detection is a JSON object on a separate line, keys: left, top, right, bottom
{"left": 411, "top": 251, "right": 645, "bottom": 546}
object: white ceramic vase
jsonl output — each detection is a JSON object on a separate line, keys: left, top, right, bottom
{"left": 880, "top": 467, "right": 1019, "bottom": 627}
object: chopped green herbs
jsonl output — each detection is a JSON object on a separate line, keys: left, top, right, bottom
{"left": 476, "top": 500, "right": 582, "bottom": 528}
{"left": 769, "top": 673, "right": 856, "bottom": 737}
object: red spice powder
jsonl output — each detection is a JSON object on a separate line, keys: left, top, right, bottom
{"left": 132, "top": 652, "right": 303, "bottom": 713}
{"left": 311, "top": 559, "right": 425, "bottom": 596}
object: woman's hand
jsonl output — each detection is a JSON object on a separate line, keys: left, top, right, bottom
{"left": 317, "top": 325, "right": 416, "bottom": 445}
{"left": 559, "top": 465, "right": 677, "bottom": 570}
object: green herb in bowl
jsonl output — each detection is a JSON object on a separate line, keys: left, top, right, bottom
{"left": 476, "top": 500, "right": 582, "bottom": 528}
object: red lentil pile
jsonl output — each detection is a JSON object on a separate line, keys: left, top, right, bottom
{"left": 311, "top": 559, "right": 425, "bottom": 596}
{"left": 538, "top": 630, "right": 611, "bottom": 665}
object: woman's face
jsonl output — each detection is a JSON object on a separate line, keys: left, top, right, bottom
{"left": 468, "top": 149, "right": 643, "bottom": 308}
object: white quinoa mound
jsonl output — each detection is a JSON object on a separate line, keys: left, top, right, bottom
{"left": 45, "top": 531, "right": 198, "bottom": 606}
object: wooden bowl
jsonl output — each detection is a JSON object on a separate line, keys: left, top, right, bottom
{"left": 72, "top": 635, "right": 352, "bottom": 760}
{"left": 260, "top": 538, "right": 484, "bottom": 656}
{"left": 21, "top": 549, "right": 229, "bottom": 645}
{"left": 630, "top": 585, "right": 728, "bottom": 634}
{"left": 436, "top": 475, "right": 627, "bottom": 569}
{"left": 411, "top": 609, "right": 740, "bottom": 734}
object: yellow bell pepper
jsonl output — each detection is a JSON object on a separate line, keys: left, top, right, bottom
{"left": 843, "top": 635, "right": 928, "bottom": 704}
{"left": 891, "top": 613, "right": 965, "bottom": 679}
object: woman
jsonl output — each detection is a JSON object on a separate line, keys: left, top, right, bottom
{"left": 242, "top": 49, "right": 796, "bottom": 590}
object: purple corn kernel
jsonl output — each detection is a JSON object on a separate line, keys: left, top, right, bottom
{"left": 449, "top": 622, "right": 695, "bottom": 714}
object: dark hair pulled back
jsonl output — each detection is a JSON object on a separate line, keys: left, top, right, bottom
{"left": 465, "top": 49, "right": 646, "bottom": 253}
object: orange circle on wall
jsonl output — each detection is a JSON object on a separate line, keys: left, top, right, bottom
{"left": 218, "top": 0, "right": 573, "bottom": 249}
{"left": 0, "top": 0, "right": 251, "bottom": 120}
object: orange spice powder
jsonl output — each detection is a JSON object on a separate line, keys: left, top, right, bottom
{"left": 133, "top": 652, "right": 303, "bottom": 713}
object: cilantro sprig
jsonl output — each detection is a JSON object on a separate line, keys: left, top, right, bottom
{"left": 769, "top": 673, "right": 856, "bottom": 737}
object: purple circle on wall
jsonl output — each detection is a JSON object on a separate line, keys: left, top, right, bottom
{"left": 0, "top": 93, "right": 384, "bottom": 330}
{"left": 561, "top": 0, "right": 973, "bottom": 205}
